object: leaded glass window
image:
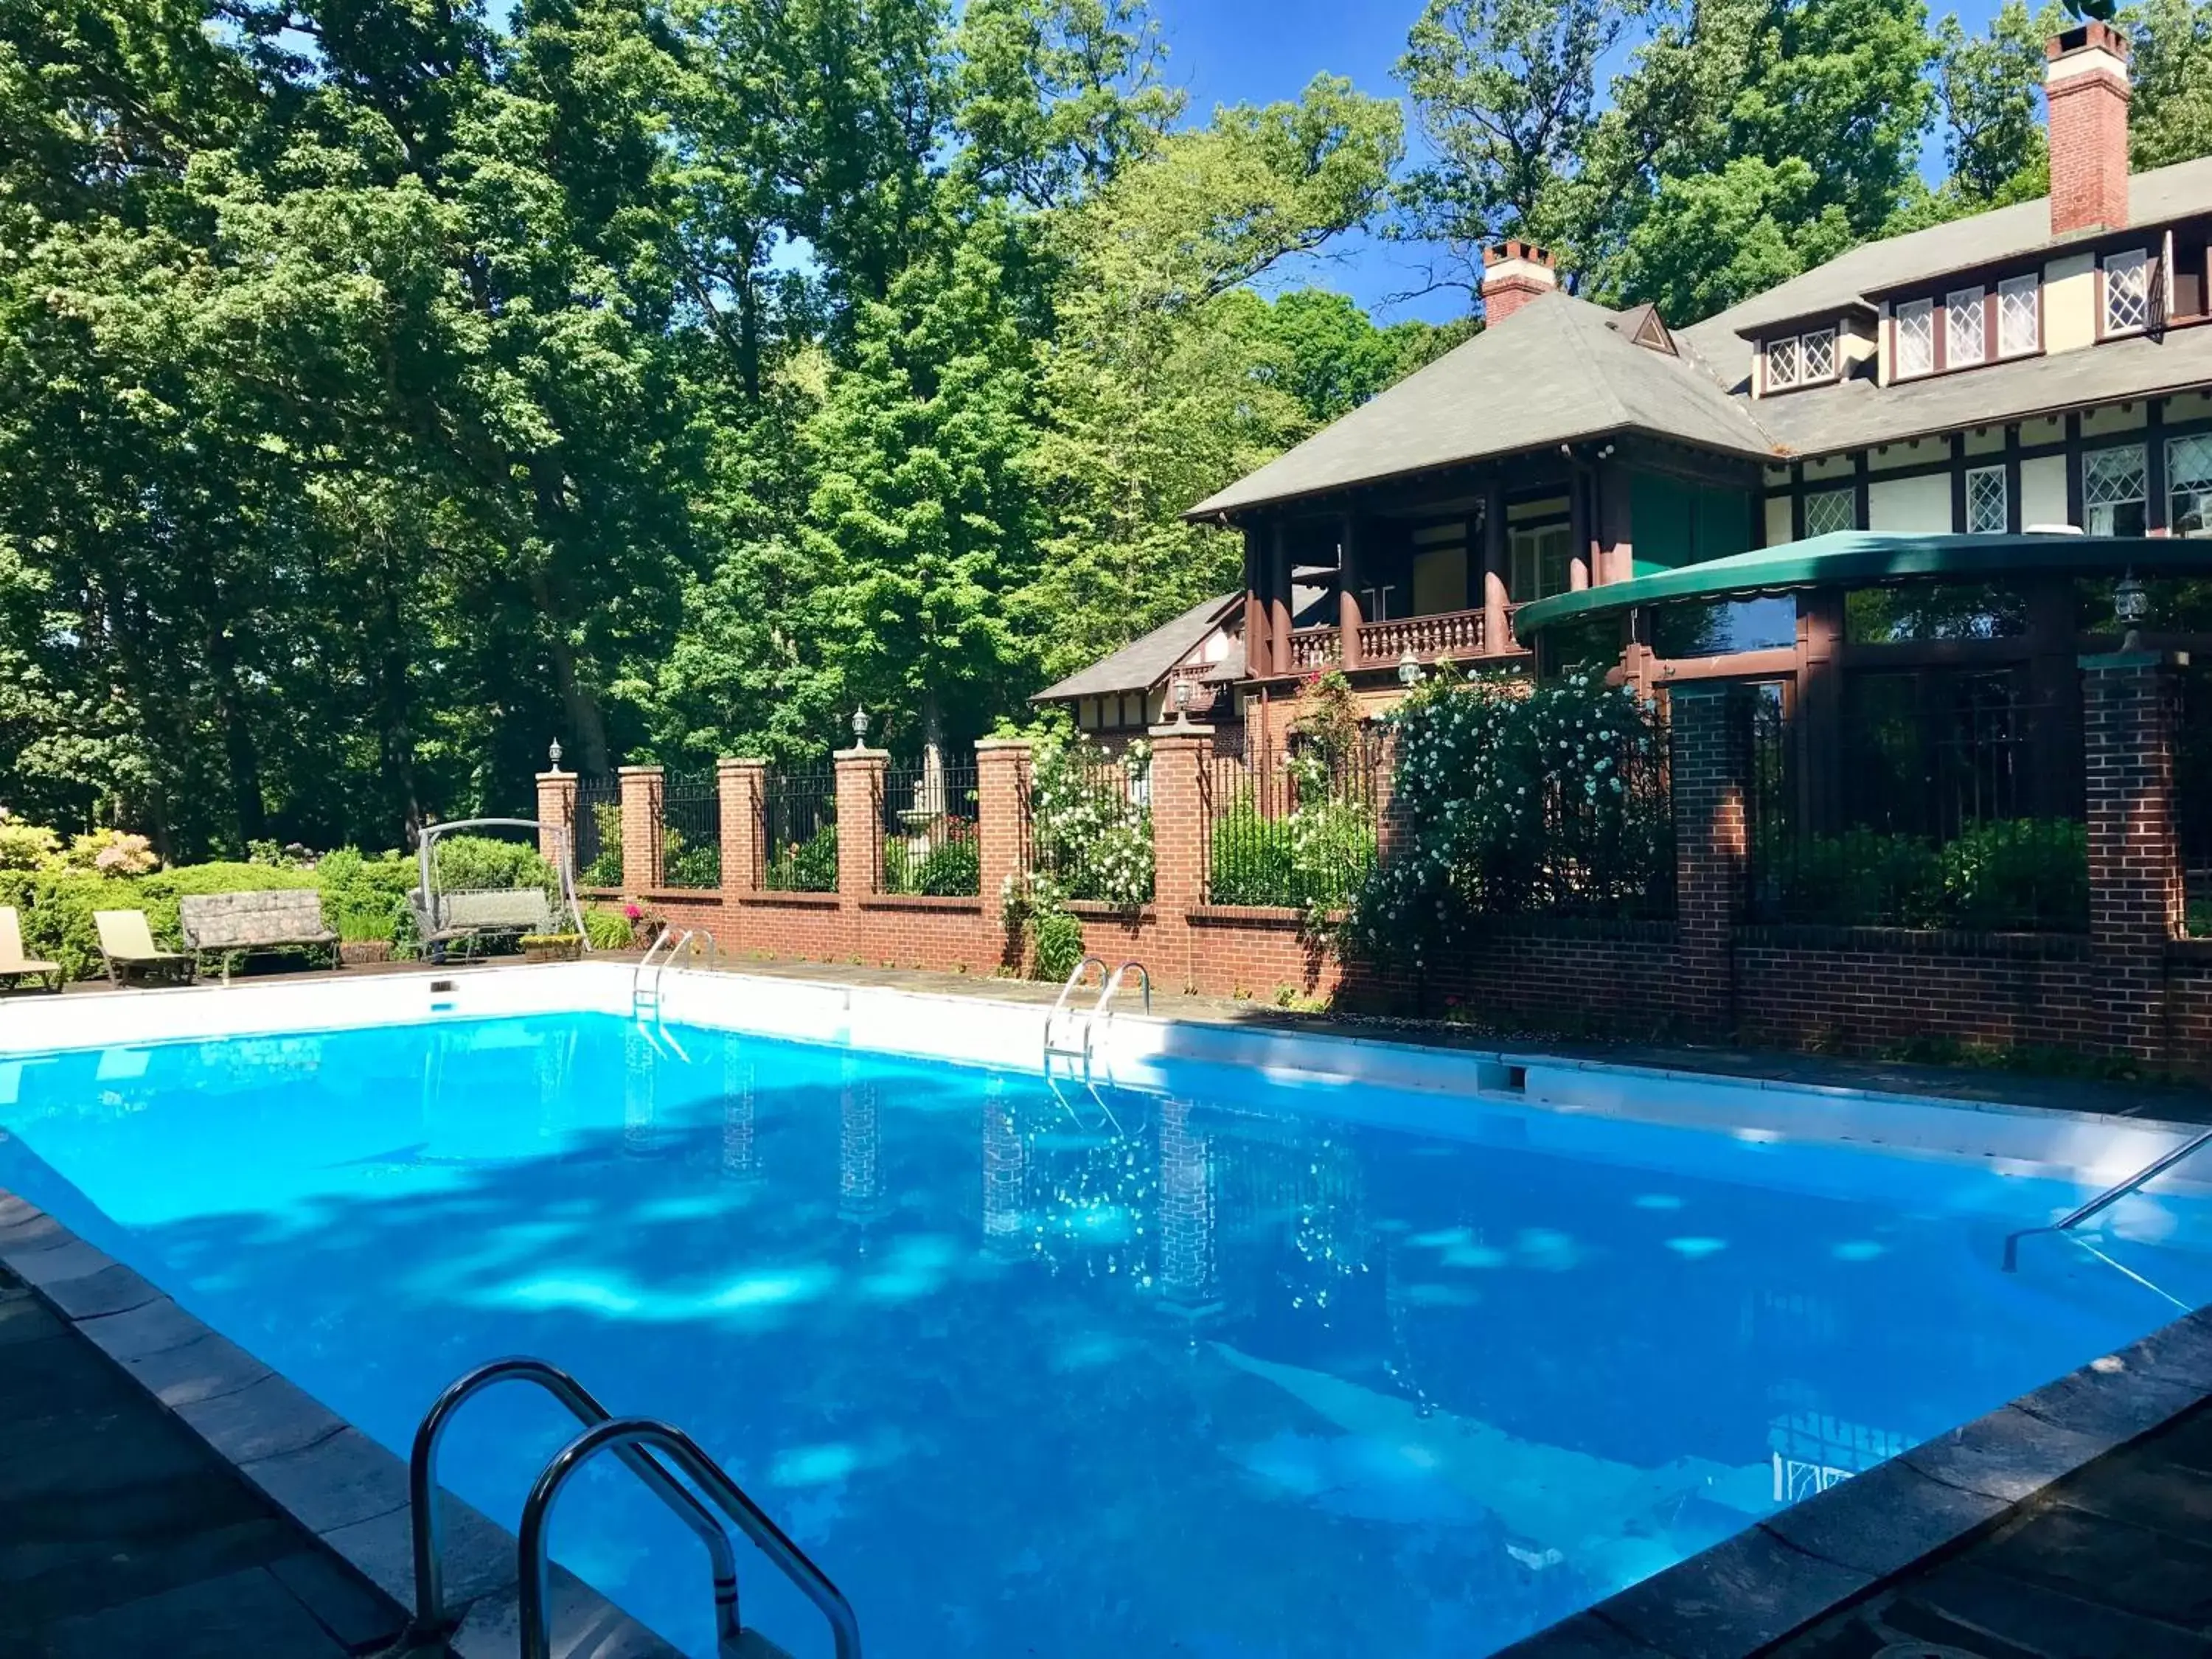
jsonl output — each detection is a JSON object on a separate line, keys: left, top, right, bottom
{"left": 1998, "top": 274, "right": 2038, "bottom": 355}
{"left": 1768, "top": 334, "right": 1801, "bottom": 388}
{"left": 1946, "top": 288, "right": 1985, "bottom": 366}
{"left": 1800, "top": 328, "right": 1835, "bottom": 379}
{"left": 2104, "top": 250, "right": 2149, "bottom": 334}
{"left": 2171, "top": 434, "right": 2212, "bottom": 537}
{"left": 1895, "top": 300, "right": 1934, "bottom": 377}
{"left": 1804, "top": 487, "right": 1856, "bottom": 538}
{"left": 1966, "top": 466, "right": 2007, "bottom": 534}
{"left": 2084, "top": 445, "right": 2148, "bottom": 536}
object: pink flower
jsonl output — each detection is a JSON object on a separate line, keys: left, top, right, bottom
{"left": 623, "top": 901, "right": 643, "bottom": 921}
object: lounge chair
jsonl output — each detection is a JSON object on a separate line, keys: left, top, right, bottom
{"left": 94, "top": 910, "right": 195, "bottom": 987}
{"left": 0, "top": 907, "right": 61, "bottom": 991}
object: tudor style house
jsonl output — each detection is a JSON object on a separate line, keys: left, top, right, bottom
{"left": 1032, "top": 21, "right": 2212, "bottom": 743}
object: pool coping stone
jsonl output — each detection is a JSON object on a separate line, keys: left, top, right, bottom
{"left": 0, "top": 1186, "right": 684, "bottom": 1659}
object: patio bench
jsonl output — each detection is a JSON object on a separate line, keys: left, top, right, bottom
{"left": 180, "top": 889, "right": 340, "bottom": 984}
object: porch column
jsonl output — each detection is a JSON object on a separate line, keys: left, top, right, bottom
{"left": 2084, "top": 650, "right": 2183, "bottom": 1062}
{"left": 1242, "top": 526, "right": 1269, "bottom": 679}
{"left": 1598, "top": 463, "right": 1634, "bottom": 585}
{"left": 1482, "top": 480, "right": 1509, "bottom": 652}
{"left": 1669, "top": 684, "right": 1746, "bottom": 1034}
{"left": 1338, "top": 512, "right": 1364, "bottom": 670}
{"left": 1568, "top": 473, "right": 1592, "bottom": 590}
{"left": 834, "top": 745, "right": 888, "bottom": 897}
{"left": 719, "top": 758, "right": 767, "bottom": 894}
{"left": 1268, "top": 524, "right": 1293, "bottom": 678}
{"left": 536, "top": 770, "right": 578, "bottom": 878}
{"left": 618, "top": 764, "right": 664, "bottom": 892}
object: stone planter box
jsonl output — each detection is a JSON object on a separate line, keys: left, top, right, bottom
{"left": 338, "top": 941, "right": 392, "bottom": 967}
{"left": 523, "top": 938, "right": 583, "bottom": 964}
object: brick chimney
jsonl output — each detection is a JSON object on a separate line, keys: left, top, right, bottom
{"left": 2045, "top": 21, "right": 2131, "bottom": 236}
{"left": 1481, "top": 240, "right": 1558, "bottom": 326}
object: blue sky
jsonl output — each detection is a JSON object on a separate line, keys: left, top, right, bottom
{"left": 1154, "top": 0, "right": 2019, "bottom": 323}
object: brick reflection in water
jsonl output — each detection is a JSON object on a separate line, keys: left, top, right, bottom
{"left": 1156, "top": 1097, "right": 1218, "bottom": 1312}
{"left": 981, "top": 1076, "right": 1025, "bottom": 1252}
{"left": 622, "top": 1023, "right": 657, "bottom": 1155}
{"left": 839, "top": 1057, "right": 880, "bottom": 1223}
{"left": 720, "top": 1041, "right": 759, "bottom": 1181}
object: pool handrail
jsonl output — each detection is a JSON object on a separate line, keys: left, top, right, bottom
{"left": 2002, "top": 1124, "right": 2212, "bottom": 1270}
{"left": 1043, "top": 955, "right": 1108, "bottom": 1061}
{"left": 518, "top": 1415, "right": 863, "bottom": 1659}
{"left": 406, "top": 1357, "right": 740, "bottom": 1651}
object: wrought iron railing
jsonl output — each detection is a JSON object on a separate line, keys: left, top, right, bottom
{"left": 762, "top": 770, "right": 838, "bottom": 892}
{"left": 879, "top": 760, "right": 980, "bottom": 895}
{"left": 661, "top": 771, "right": 720, "bottom": 888}
{"left": 574, "top": 776, "right": 622, "bottom": 888}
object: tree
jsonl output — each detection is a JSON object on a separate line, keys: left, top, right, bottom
{"left": 1887, "top": 1, "right": 2057, "bottom": 232}
{"left": 1391, "top": 0, "right": 1644, "bottom": 302}
{"left": 2127, "top": 0, "right": 2212, "bottom": 170}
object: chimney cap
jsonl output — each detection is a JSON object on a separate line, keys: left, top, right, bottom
{"left": 1483, "top": 239, "right": 1556, "bottom": 269}
{"left": 2048, "top": 18, "right": 2129, "bottom": 61}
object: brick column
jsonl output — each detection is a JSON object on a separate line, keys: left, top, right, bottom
{"left": 618, "top": 764, "right": 664, "bottom": 892}
{"left": 834, "top": 747, "right": 888, "bottom": 898}
{"left": 719, "top": 759, "right": 766, "bottom": 893}
{"left": 2084, "top": 650, "right": 2183, "bottom": 1060}
{"left": 535, "top": 771, "right": 578, "bottom": 877}
{"left": 1669, "top": 685, "right": 1746, "bottom": 1034}
{"left": 1148, "top": 721, "right": 1213, "bottom": 991}
{"left": 975, "top": 737, "right": 1032, "bottom": 914}
{"left": 1368, "top": 726, "right": 1405, "bottom": 863}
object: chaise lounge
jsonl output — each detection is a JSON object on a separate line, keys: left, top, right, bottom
{"left": 0, "top": 906, "right": 62, "bottom": 992}
{"left": 94, "top": 910, "right": 195, "bottom": 987}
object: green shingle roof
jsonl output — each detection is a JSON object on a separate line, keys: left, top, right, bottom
{"left": 1511, "top": 532, "right": 2212, "bottom": 634}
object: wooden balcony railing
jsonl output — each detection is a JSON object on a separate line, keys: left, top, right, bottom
{"left": 1288, "top": 625, "right": 1341, "bottom": 669}
{"left": 1357, "top": 609, "right": 1485, "bottom": 666}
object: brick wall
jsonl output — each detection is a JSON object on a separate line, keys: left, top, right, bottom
{"left": 591, "top": 664, "right": 2211, "bottom": 1071}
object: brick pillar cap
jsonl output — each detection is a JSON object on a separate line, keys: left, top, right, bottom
{"left": 973, "top": 737, "right": 1034, "bottom": 752}
{"left": 1147, "top": 722, "right": 1217, "bottom": 739}
{"left": 717, "top": 756, "right": 770, "bottom": 771}
{"left": 616, "top": 763, "right": 664, "bottom": 776}
{"left": 835, "top": 745, "right": 891, "bottom": 761}
{"left": 535, "top": 771, "right": 574, "bottom": 783}
{"left": 2081, "top": 648, "right": 2186, "bottom": 671}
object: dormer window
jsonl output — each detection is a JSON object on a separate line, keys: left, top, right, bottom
{"left": 1945, "top": 288, "right": 1986, "bottom": 366}
{"left": 1895, "top": 299, "right": 1935, "bottom": 378}
{"left": 2104, "top": 249, "right": 2150, "bottom": 335}
{"left": 1998, "top": 274, "right": 2039, "bottom": 355}
{"left": 1764, "top": 325, "right": 1837, "bottom": 391}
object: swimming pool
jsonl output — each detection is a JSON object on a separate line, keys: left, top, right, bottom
{"left": 2, "top": 973, "right": 2210, "bottom": 1658}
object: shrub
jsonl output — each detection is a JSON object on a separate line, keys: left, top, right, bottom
{"left": 65, "top": 829, "right": 159, "bottom": 875}
{"left": 1207, "top": 794, "right": 1297, "bottom": 905}
{"left": 432, "top": 835, "right": 560, "bottom": 901}
{"left": 1775, "top": 818, "right": 2087, "bottom": 930}
{"left": 1029, "top": 905, "right": 1085, "bottom": 983}
{"left": 0, "top": 821, "right": 60, "bottom": 870}
{"left": 1029, "top": 732, "right": 1152, "bottom": 908}
{"left": 662, "top": 827, "right": 720, "bottom": 888}
{"left": 886, "top": 827, "right": 981, "bottom": 896}
{"left": 582, "top": 907, "right": 634, "bottom": 950}
{"left": 766, "top": 824, "right": 837, "bottom": 892}
{"left": 580, "top": 801, "right": 625, "bottom": 887}
{"left": 315, "top": 847, "right": 420, "bottom": 948}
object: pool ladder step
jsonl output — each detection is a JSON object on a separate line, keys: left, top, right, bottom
{"left": 633, "top": 925, "right": 719, "bottom": 1021}
{"left": 408, "top": 1357, "right": 860, "bottom": 1659}
{"left": 1042, "top": 955, "right": 1151, "bottom": 1065}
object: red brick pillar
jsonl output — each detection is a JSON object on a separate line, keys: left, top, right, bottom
{"left": 535, "top": 771, "right": 578, "bottom": 877}
{"left": 719, "top": 759, "right": 766, "bottom": 893}
{"left": 1369, "top": 726, "right": 1405, "bottom": 863}
{"left": 1669, "top": 684, "right": 1745, "bottom": 1034}
{"left": 618, "top": 765, "right": 664, "bottom": 893}
{"left": 835, "top": 747, "right": 888, "bottom": 900}
{"left": 976, "top": 739, "right": 1031, "bottom": 966}
{"left": 1148, "top": 721, "right": 1213, "bottom": 992}
{"left": 2084, "top": 650, "right": 2183, "bottom": 1060}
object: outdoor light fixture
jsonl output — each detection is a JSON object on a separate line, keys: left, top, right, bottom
{"left": 1398, "top": 647, "right": 1422, "bottom": 686}
{"left": 547, "top": 737, "right": 563, "bottom": 773}
{"left": 1173, "top": 676, "right": 1194, "bottom": 723}
{"left": 852, "top": 705, "right": 870, "bottom": 745}
{"left": 2115, "top": 568, "right": 2149, "bottom": 629}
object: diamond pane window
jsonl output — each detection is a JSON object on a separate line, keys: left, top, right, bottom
{"left": 1998, "top": 275, "right": 2038, "bottom": 355}
{"left": 1945, "top": 288, "right": 1985, "bottom": 366}
{"left": 1895, "top": 300, "right": 1934, "bottom": 377}
{"left": 1804, "top": 488, "right": 1856, "bottom": 538}
{"left": 2105, "top": 251, "right": 2149, "bottom": 333}
{"left": 2084, "top": 445, "right": 2148, "bottom": 536}
{"left": 2171, "top": 435, "right": 2212, "bottom": 537}
{"left": 1800, "top": 328, "right": 1835, "bottom": 379}
{"left": 1966, "top": 466, "right": 2007, "bottom": 534}
{"left": 1768, "top": 335, "right": 1801, "bottom": 388}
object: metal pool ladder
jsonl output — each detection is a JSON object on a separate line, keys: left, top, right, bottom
{"left": 2003, "top": 1126, "right": 2212, "bottom": 1271}
{"left": 408, "top": 1357, "right": 860, "bottom": 1659}
{"left": 1041, "top": 956, "right": 1150, "bottom": 1065}
{"left": 633, "top": 925, "right": 719, "bottom": 1020}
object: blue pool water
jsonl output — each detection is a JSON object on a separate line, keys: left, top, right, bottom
{"left": 3, "top": 1013, "right": 2210, "bottom": 1657}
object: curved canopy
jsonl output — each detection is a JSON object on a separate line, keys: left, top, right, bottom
{"left": 1512, "top": 532, "right": 2212, "bottom": 636}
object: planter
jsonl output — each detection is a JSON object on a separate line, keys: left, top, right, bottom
{"left": 339, "top": 940, "right": 393, "bottom": 966}
{"left": 523, "top": 937, "right": 583, "bottom": 964}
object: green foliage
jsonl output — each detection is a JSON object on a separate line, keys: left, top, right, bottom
{"left": 582, "top": 906, "right": 636, "bottom": 950}
{"left": 765, "top": 824, "right": 838, "bottom": 892}
{"left": 1775, "top": 818, "right": 2089, "bottom": 929}
{"left": 884, "top": 824, "right": 983, "bottom": 895}
{"left": 2129, "top": 0, "right": 2212, "bottom": 169}
{"left": 432, "top": 837, "right": 560, "bottom": 902}
{"left": 1344, "top": 669, "right": 1670, "bottom": 971}
{"left": 314, "top": 847, "right": 420, "bottom": 949}
{"left": 661, "top": 828, "right": 722, "bottom": 888}
{"left": 0, "top": 823, "right": 60, "bottom": 870}
{"left": 1028, "top": 904, "right": 1087, "bottom": 981}
{"left": 1027, "top": 731, "right": 1153, "bottom": 907}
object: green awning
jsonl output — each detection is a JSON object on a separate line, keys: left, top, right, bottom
{"left": 1513, "top": 532, "right": 2212, "bottom": 635}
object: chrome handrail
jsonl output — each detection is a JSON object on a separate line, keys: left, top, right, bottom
{"left": 633, "top": 925, "right": 678, "bottom": 1011}
{"left": 2003, "top": 1126, "right": 2212, "bottom": 1270}
{"left": 1093, "top": 959, "right": 1152, "bottom": 1023}
{"left": 406, "top": 1358, "right": 738, "bottom": 1652}
{"left": 1043, "top": 955, "right": 1107, "bottom": 1060}
{"left": 518, "top": 1416, "right": 862, "bottom": 1659}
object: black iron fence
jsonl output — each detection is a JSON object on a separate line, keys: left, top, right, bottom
{"left": 879, "top": 759, "right": 980, "bottom": 895}
{"left": 1202, "top": 737, "right": 1381, "bottom": 910}
{"left": 1745, "top": 674, "right": 2087, "bottom": 931}
{"left": 661, "top": 771, "right": 720, "bottom": 888}
{"left": 762, "top": 769, "right": 838, "bottom": 892}
{"left": 574, "top": 775, "right": 622, "bottom": 888}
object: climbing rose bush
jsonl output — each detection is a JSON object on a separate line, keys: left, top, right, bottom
{"left": 1027, "top": 731, "right": 1154, "bottom": 909}
{"left": 1343, "top": 669, "right": 1672, "bottom": 973}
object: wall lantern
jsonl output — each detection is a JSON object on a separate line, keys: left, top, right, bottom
{"left": 851, "top": 705, "right": 870, "bottom": 745}
{"left": 1172, "top": 676, "right": 1194, "bottom": 723}
{"left": 2115, "top": 569, "right": 2149, "bottom": 628}
{"left": 1397, "top": 647, "right": 1422, "bottom": 687}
